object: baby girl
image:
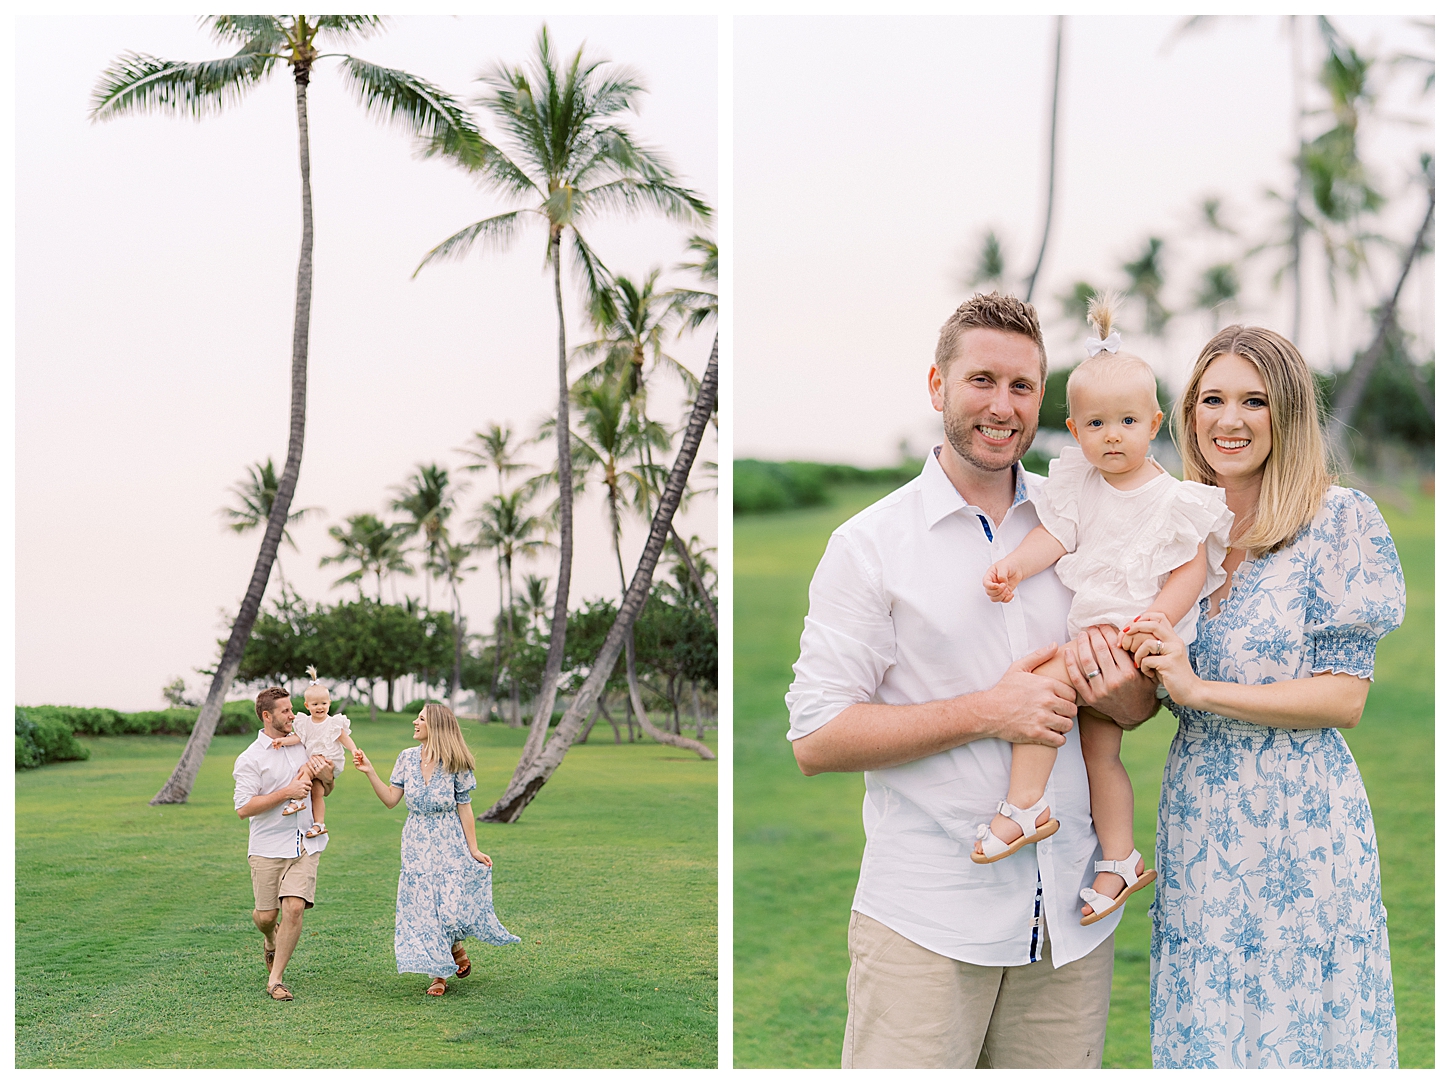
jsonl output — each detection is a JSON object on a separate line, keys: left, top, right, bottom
{"left": 274, "top": 666, "right": 359, "bottom": 838}
{"left": 977, "top": 294, "right": 1233, "bottom": 924}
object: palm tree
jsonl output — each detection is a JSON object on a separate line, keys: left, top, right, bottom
{"left": 431, "top": 537, "right": 478, "bottom": 709}
{"left": 1122, "top": 237, "right": 1171, "bottom": 337}
{"left": 667, "top": 234, "right": 718, "bottom": 331}
{"left": 416, "top": 25, "right": 711, "bottom": 780}
{"left": 96, "top": 16, "right": 481, "bottom": 805}
{"left": 483, "top": 338, "right": 719, "bottom": 822}
{"left": 392, "top": 464, "right": 458, "bottom": 698}
{"left": 522, "top": 573, "right": 551, "bottom": 632}
{"left": 575, "top": 269, "right": 696, "bottom": 401}
{"left": 459, "top": 422, "right": 529, "bottom": 498}
{"left": 319, "top": 512, "right": 412, "bottom": 602}
{"left": 219, "top": 457, "right": 319, "bottom": 595}
{"left": 474, "top": 488, "right": 550, "bottom": 726}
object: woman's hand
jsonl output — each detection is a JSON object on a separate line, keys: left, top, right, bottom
{"left": 1124, "top": 612, "right": 1200, "bottom": 705}
{"left": 471, "top": 848, "right": 493, "bottom": 867}
{"left": 353, "top": 748, "right": 374, "bottom": 774}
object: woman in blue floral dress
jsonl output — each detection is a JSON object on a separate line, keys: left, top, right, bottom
{"left": 1123, "top": 326, "right": 1403, "bottom": 1068}
{"left": 356, "top": 704, "right": 520, "bottom": 996}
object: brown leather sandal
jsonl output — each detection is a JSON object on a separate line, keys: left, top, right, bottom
{"left": 267, "top": 982, "right": 293, "bottom": 1001}
{"left": 451, "top": 944, "right": 472, "bottom": 978}
{"left": 426, "top": 977, "right": 447, "bottom": 997}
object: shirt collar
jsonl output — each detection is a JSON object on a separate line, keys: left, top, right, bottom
{"left": 919, "top": 447, "right": 1032, "bottom": 530}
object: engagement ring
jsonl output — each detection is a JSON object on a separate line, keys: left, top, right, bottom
{"left": 1154, "top": 639, "right": 1164, "bottom": 655}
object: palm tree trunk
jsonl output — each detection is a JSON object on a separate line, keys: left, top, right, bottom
{"left": 691, "top": 679, "right": 704, "bottom": 740}
{"left": 1326, "top": 186, "right": 1435, "bottom": 467}
{"left": 1024, "top": 15, "right": 1064, "bottom": 303}
{"left": 482, "top": 335, "right": 718, "bottom": 822}
{"left": 151, "top": 72, "right": 314, "bottom": 804}
{"left": 511, "top": 231, "right": 574, "bottom": 776}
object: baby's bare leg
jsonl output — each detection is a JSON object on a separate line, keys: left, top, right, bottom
{"left": 981, "top": 646, "right": 1075, "bottom": 847}
{"left": 310, "top": 786, "right": 326, "bottom": 827}
{"left": 1078, "top": 716, "right": 1143, "bottom": 911}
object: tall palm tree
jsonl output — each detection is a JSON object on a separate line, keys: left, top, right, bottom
{"left": 416, "top": 25, "right": 711, "bottom": 778}
{"left": 522, "top": 573, "right": 551, "bottom": 632}
{"left": 667, "top": 234, "right": 718, "bottom": 331}
{"left": 96, "top": 16, "right": 481, "bottom": 805}
{"left": 220, "top": 457, "right": 319, "bottom": 595}
{"left": 474, "top": 488, "right": 550, "bottom": 726}
{"left": 392, "top": 464, "right": 458, "bottom": 698}
{"left": 319, "top": 512, "right": 412, "bottom": 602}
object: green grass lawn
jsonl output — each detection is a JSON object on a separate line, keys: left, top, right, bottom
{"left": 733, "top": 482, "right": 1433, "bottom": 1068}
{"left": 16, "top": 715, "right": 716, "bottom": 1068}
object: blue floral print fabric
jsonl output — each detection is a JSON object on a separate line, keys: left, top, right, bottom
{"left": 1150, "top": 488, "right": 1404, "bottom": 1068}
{"left": 391, "top": 746, "right": 520, "bottom": 976}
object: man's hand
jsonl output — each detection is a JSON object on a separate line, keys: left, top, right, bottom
{"left": 1062, "top": 624, "right": 1160, "bottom": 729}
{"left": 281, "top": 776, "right": 313, "bottom": 800}
{"left": 977, "top": 642, "right": 1077, "bottom": 747}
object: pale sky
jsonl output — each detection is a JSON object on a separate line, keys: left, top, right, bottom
{"left": 735, "top": 14, "right": 1434, "bottom": 465}
{"left": 17, "top": 15, "right": 717, "bottom": 710}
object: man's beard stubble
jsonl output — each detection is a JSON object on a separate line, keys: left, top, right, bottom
{"left": 942, "top": 404, "right": 1038, "bottom": 475}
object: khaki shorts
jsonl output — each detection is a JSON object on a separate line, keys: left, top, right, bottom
{"left": 842, "top": 910, "right": 1115, "bottom": 1069}
{"left": 248, "top": 850, "right": 320, "bottom": 911}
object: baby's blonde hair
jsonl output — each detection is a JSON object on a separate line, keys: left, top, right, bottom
{"left": 1065, "top": 292, "right": 1159, "bottom": 418}
{"left": 303, "top": 664, "right": 330, "bottom": 703}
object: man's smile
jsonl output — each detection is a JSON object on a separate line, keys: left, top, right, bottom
{"left": 976, "top": 424, "right": 1016, "bottom": 443}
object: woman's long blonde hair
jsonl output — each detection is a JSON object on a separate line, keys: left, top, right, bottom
{"left": 420, "top": 703, "right": 475, "bottom": 774}
{"left": 1170, "top": 324, "right": 1335, "bottom": 556}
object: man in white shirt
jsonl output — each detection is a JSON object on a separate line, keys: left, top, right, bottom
{"left": 234, "top": 685, "right": 336, "bottom": 1001}
{"left": 787, "top": 293, "right": 1159, "bottom": 1068}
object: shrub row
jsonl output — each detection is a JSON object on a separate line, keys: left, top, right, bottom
{"left": 734, "top": 459, "right": 922, "bottom": 514}
{"left": 15, "top": 701, "right": 261, "bottom": 770}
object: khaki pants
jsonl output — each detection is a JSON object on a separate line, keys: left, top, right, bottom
{"left": 842, "top": 911, "right": 1115, "bottom": 1069}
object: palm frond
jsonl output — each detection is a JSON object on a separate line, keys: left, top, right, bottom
{"left": 202, "top": 16, "right": 285, "bottom": 50}
{"left": 568, "top": 231, "right": 617, "bottom": 324}
{"left": 415, "top": 211, "right": 531, "bottom": 275}
{"left": 315, "top": 15, "right": 387, "bottom": 43}
{"left": 339, "top": 56, "right": 487, "bottom": 162}
{"left": 579, "top": 176, "right": 712, "bottom": 225}
{"left": 91, "top": 50, "right": 274, "bottom": 120}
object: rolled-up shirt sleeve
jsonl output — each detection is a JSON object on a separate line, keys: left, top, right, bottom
{"left": 786, "top": 530, "right": 896, "bottom": 741}
{"left": 233, "top": 752, "right": 262, "bottom": 812}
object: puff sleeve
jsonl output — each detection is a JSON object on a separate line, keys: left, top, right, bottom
{"left": 454, "top": 769, "right": 477, "bottom": 805}
{"left": 390, "top": 753, "right": 407, "bottom": 789}
{"left": 1123, "top": 480, "right": 1234, "bottom": 600}
{"left": 1301, "top": 490, "right": 1406, "bottom": 679}
{"left": 1033, "top": 445, "right": 1096, "bottom": 552}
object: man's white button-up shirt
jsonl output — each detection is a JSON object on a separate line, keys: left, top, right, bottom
{"left": 786, "top": 451, "right": 1119, "bottom": 968}
{"left": 233, "top": 730, "right": 329, "bottom": 859}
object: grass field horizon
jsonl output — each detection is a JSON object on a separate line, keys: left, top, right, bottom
{"left": 734, "top": 481, "right": 1433, "bottom": 1068}
{"left": 16, "top": 714, "right": 717, "bottom": 1068}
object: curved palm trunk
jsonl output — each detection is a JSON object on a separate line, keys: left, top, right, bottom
{"left": 483, "top": 335, "right": 718, "bottom": 822}
{"left": 152, "top": 72, "right": 314, "bottom": 804}
{"left": 1024, "top": 15, "right": 1064, "bottom": 303}
{"left": 511, "top": 232, "right": 574, "bottom": 777}
{"left": 1327, "top": 186, "right": 1435, "bottom": 466}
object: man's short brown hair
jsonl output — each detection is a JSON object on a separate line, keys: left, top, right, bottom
{"left": 255, "top": 686, "right": 291, "bottom": 722}
{"left": 935, "top": 292, "right": 1047, "bottom": 381}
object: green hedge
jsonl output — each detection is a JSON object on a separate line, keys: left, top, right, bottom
{"left": 15, "top": 701, "right": 261, "bottom": 770}
{"left": 735, "top": 455, "right": 1052, "bottom": 514}
{"left": 15, "top": 708, "right": 89, "bottom": 770}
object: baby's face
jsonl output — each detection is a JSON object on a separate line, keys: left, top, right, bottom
{"left": 304, "top": 691, "right": 331, "bottom": 721}
{"left": 1067, "top": 380, "right": 1162, "bottom": 475}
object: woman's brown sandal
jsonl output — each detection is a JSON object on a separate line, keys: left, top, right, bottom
{"left": 452, "top": 944, "right": 472, "bottom": 978}
{"left": 426, "top": 977, "right": 447, "bottom": 996}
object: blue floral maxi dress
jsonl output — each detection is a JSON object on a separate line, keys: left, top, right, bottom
{"left": 391, "top": 746, "right": 520, "bottom": 976}
{"left": 1149, "top": 489, "right": 1405, "bottom": 1068}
